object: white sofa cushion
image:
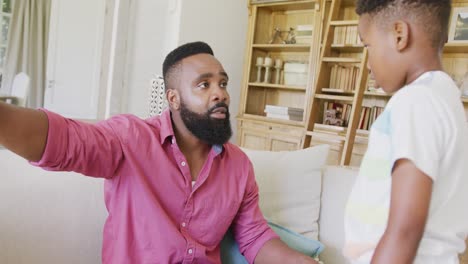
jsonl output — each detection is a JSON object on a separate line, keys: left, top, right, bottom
{"left": 319, "top": 165, "right": 358, "bottom": 264}
{"left": 241, "top": 145, "right": 329, "bottom": 240}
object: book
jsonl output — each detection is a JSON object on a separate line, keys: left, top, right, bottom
{"left": 266, "top": 112, "right": 303, "bottom": 121}
{"left": 264, "top": 105, "right": 304, "bottom": 115}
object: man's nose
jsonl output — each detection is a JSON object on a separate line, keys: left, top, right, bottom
{"left": 212, "top": 85, "right": 229, "bottom": 103}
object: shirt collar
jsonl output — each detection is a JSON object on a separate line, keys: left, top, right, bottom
{"left": 158, "top": 108, "right": 224, "bottom": 155}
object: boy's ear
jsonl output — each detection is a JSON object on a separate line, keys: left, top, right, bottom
{"left": 167, "top": 89, "right": 181, "bottom": 110}
{"left": 392, "top": 20, "right": 410, "bottom": 51}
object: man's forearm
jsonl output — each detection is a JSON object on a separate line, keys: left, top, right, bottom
{"left": 0, "top": 102, "right": 48, "bottom": 161}
{"left": 255, "top": 238, "right": 318, "bottom": 264}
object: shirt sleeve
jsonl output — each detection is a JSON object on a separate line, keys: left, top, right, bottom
{"left": 30, "top": 109, "right": 125, "bottom": 178}
{"left": 231, "top": 161, "right": 279, "bottom": 264}
{"left": 389, "top": 89, "right": 445, "bottom": 181}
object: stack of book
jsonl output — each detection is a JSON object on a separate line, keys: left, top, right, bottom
{"left": 264, "top": 105, "right": 304, "bottom": 121}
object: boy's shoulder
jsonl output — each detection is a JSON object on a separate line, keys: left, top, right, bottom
{"left": 391, "top": 71, "right": 456, "bottom": 103}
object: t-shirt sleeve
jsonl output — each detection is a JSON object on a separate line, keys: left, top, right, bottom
{"left": 389, "top": 90, "right": 445, "bottom": 180}
{"left": 231, "top": 161, "right": 279, "bottom": 264}
{"left": 30, "top": 109, "right": 125, "bottom": 178}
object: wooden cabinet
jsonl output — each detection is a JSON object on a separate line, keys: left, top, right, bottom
{"left": 237, "top": 0, "right": 324, "bottom": 151}
{"left": 238, "top": 118, "right": 304, "bottom": 151}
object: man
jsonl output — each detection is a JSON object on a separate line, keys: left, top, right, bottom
{"left": 0, "top": 41, "right": 318, "bottom": 263}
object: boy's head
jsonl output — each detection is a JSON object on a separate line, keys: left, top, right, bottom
{"left": 355, "top": 0, "right": 451, "bottom": 92}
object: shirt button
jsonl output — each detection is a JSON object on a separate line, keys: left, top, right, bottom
{"left": 188, "top": 249, "right": 193, "bottom": 254}
{"left": 181, "top": 222, "right": 186, "bottom": 227}
{"left": 181, "top": 161, "right": 186, "bottom": 166}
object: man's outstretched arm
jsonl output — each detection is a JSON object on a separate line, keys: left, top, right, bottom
{"left": 255, "top": 238, "right": 318, "bottom": 264}
{"left": 0, "top": 102, "right": 48, "bottom": 161}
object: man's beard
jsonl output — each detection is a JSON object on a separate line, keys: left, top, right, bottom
{"left": 179, "top": 101, "right": 232, "bottom": 145}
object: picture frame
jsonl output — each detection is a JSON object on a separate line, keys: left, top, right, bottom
{"left": 448, "top": 7, "right": 468, "bottom": 43}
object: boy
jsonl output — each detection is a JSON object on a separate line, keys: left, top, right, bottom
{"left": 344, "top": 0, "right": 468, "bottom": 263}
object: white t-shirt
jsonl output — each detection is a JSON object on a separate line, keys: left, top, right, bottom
{"left": 344, "top": 71, "right": 468, "bottom": 264}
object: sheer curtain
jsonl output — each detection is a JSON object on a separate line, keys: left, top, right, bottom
{"left": 1, "top": 0, "right": 51, "bottom": 108}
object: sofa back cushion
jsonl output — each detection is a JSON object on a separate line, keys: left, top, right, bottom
{"left": 241, "top": 145, "right": 329, "bottom": 240}
{"left": 319, "top": 165, "right": 358, "bottom": 264}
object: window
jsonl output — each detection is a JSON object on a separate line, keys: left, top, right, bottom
{"left": 0, "top": 0, "right": 13, "bottom": 82}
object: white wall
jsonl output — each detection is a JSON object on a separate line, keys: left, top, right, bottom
{"left": 122, "top": 0, "right": 172, "bottom": 117}
{"left": 122, "top": 0, "right": 248, "bottom": 142}
{"left": 178, "top": 0, "right": 248, "bottom": 142}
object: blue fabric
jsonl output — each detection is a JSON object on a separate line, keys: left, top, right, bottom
{"left": 220, "top": 221, "right": 324, "bottom": 263}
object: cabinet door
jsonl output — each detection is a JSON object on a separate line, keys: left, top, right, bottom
{"left": 239, "top": 128, "right": 269, "bottom": 150}
{"left": 268, "top": 133, "right": 302, "bottom": 151}
{"left": 44, "top": 0, "right": 106, "bottom": 119}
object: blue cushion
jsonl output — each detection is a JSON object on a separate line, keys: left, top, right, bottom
{"left": 220, "top": 221, "right": 324, "bottom": 263}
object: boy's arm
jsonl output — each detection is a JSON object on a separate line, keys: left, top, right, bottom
{"left": 0, "top": 102, "right": 49, "bottom": 161}
{"left": 255, "top": 239, "right": 318, "bottom": 264}
{"left": 371, "top": 158, "right": 433, "bottom": 264}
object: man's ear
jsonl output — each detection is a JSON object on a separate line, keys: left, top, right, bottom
{"left": 393, "top": 20, "right": 410, "bottom": 51}
{"left": 167, "top": 88, "right": 180, "bottom": 110}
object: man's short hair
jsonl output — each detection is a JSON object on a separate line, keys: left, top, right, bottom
{"left": 356, "top": 0, "right": 452, "bottom": 49}
{"left": 162, "top": 41, "right": 214, "bottom": 91}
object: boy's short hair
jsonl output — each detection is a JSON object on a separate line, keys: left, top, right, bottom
{"left": 162, "top": 41, "right": 214, "bottom": 91}
{"left": 355, "top": 0, "right": 452, "bottom": 49}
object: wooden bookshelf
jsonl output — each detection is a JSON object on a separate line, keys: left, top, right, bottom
{"left": 237, "top": 0, "right": 323, "bottom": 151}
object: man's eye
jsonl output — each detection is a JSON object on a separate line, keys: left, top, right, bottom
{"left": 220, "top": 82, "right": 228, "bottom": 88}
{"left": 198, "top": 82, "right": 209, "bottom": 88}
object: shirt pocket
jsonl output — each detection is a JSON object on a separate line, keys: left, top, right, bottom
{"left": 193, "top": 198, "right": 240, "bottom": 247}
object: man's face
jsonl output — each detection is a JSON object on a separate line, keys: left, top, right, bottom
{"left": 179, "top": 99, "right": 232, "bottom": 145}
{"left": 358, "top": 15, "right": 406, "bottom": 93}
{"left": 174, "top": 53, "right": 232, "bottom": 145}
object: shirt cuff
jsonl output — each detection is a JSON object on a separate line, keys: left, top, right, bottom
{"left": 29, "top": 109, "right": 67, "bottom": 169}
{"left": 243, "top": 228, "right": 279, "bottom": 264}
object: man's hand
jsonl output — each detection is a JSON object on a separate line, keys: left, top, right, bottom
{"left": 255, "top": 238, "right": 319, "bottom": 264}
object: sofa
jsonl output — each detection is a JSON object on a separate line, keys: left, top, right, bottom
{"left": 0, "top": 145, "right": 359, "bottom": 264}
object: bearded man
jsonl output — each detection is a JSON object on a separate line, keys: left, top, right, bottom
{"left": 0, "top": 41, "right": 318, "bottom": 264}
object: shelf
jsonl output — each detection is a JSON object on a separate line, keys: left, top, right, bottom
{"left": 306, "top": 130, "right": 346, "bottom": 141}
{"left": 252, "top": 44, "right": 311, "bottom": 52}
{"left": 462, "top": 97, "right": 468, "bottom": 103}
{"left": 315, "top": 93, "right": 354, "bottom": 101}
{"left": 253, "top": 0, "right": 318, "bottom": 11}
{"left": 322, "top": 57, "right": 361, "bottom": 63}
{"left": 322, "top": 88, "right": 354, "bottom": 94}
{"left": 317, "top": 89, "right": 393, "bottom": 97}
{"left": 331, "top": 44, "right": 364, "bottom": 53}
{"left": 444, "top": 43, "right": 468, "bottom": 53}
{"left": 330, "top": 20, "right": 359, "bottom": 26}
{"left": 248, "top": 82, "right": 307, "bottom": 91}
{"left": 242, "top": 113, "right": 304, "bottom": 126}
{"left": 307, "top": 124, "right": 370, "bottom": 138}
{"left": 364, "top": 91, "right": 393, "bottom": 97}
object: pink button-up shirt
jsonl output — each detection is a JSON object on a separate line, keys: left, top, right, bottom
{"left": 32, "top": 109, "right": 277, "bottom": 264}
